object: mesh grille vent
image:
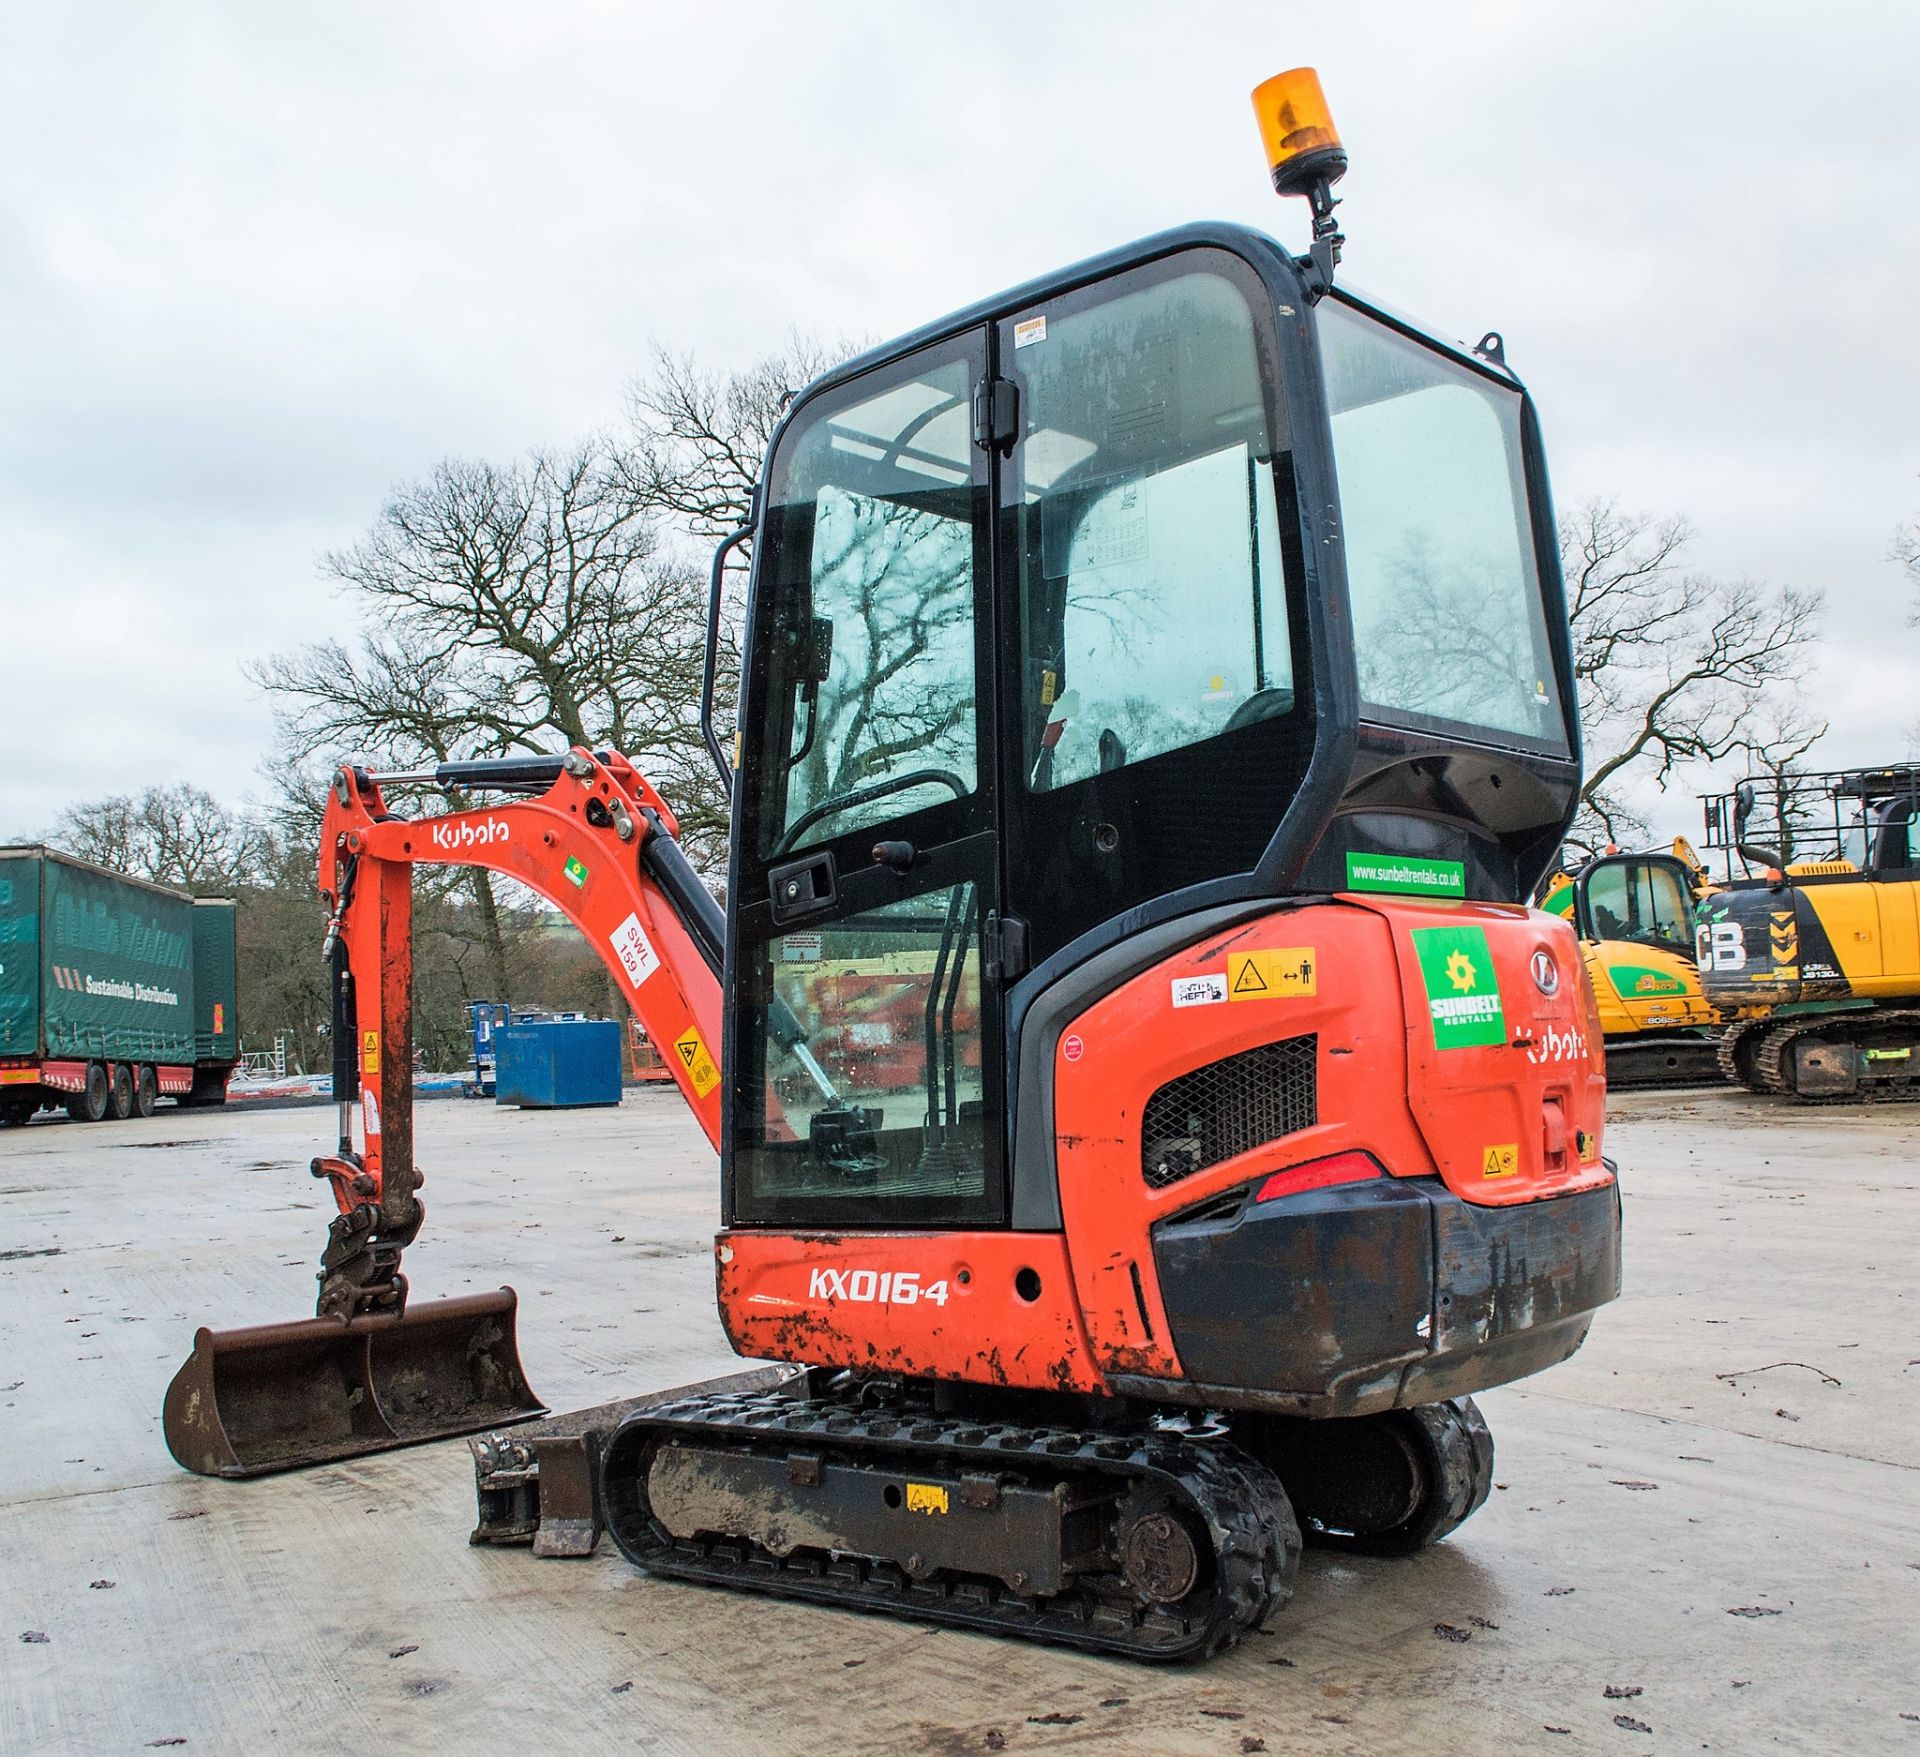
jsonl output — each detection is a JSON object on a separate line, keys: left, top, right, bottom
{"left": 1140, "top": 1034, "right": 1317, "bottom": 1190}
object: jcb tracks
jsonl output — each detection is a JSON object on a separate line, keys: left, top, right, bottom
{"left": 600, "top": 1387, "right": 1301, "bottom": 1663}
{"left": 1717, "top": 1017, "right": 1777, "bottom": 1093}
{"left": 1603, "top": 1032, "right": 1728, "bottom": 1091}
{"left": 1754, "top": 1008, "right": 1920, "bottom": 1104}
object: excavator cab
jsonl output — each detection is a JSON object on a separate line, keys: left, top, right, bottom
{"left": 728, "top": 231, "right": 1581, "bottom": 1234}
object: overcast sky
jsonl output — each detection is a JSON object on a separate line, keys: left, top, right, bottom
{"left": 3, "top": 2, "right": 1917, "bottom": 846}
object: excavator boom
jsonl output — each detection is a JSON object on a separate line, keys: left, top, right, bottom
{"left": 164, "top": 749, "right": 728, "bottom": 1476}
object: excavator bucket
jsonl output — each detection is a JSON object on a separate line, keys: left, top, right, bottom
{"left": 163, "top": 1289, "right": 544, "bottom": 1479}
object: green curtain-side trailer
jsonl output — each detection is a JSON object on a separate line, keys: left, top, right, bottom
{"left": 0, "top": 846, "right": 240, "bottom": 1124}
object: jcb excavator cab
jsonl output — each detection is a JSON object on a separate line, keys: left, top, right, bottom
{"left": 1547, "top": 850, "right": 1720, "bottom": 1084}
{"left": 729, "top": 226, "right": 1582, "bottom": 1230}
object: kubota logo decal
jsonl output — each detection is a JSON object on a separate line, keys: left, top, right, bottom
{"left": 430, "top": 817, "right": 510, "bottom": 851}
{"left": 1524, "top": 1022, "right": 1589, "bottom": 1066}
{"left": 808, "top": 1267, "right": 951, "bottom": 1306}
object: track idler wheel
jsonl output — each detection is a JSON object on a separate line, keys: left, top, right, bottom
{"left": 1247, "top": 1396, "right": 1494, "bottom": 1555}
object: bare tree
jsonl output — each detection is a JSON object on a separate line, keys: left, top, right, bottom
{"left": 252, "top": 435, "right": 742, "bottom": 1002}
{"left": 1561, "top": 498, "right": 1826, "bottom": 855}
{"left": 1892, "top": 507, "right": 1920, "bottom": 625}
{"left": 625, "top": 332, "right": 857, "bottom": 541}
{"left": 44, "top": 784, "right": 264, "bottom": 891}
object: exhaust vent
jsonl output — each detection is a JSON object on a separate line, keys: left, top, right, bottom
{"left": 1141, "top": 1035, "right": 1317, "bottom": 1190}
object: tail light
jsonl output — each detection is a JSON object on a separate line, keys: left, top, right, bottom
{"left": 1256, "top": 1149, "right": 1382, "bottom": 1205}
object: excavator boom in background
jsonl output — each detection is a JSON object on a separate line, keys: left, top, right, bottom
{"left": 164, "top": 69, "right": 1623, "bottom": 1662}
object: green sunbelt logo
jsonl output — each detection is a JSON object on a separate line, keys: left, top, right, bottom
{"left": 1412, "top": 925, "right": 1506, "bottom": 1049}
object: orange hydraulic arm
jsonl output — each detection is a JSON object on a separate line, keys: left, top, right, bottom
{"left": 310, "top": 748, "right": 730, "bottom": 1320}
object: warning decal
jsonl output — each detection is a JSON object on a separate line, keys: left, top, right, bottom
{"left": 1227, "top": 948, "right": 1317, "bottom": 1000}
{"left": 905, "top": 1482, "right": 950, "bottom": 1516}
{"left": 1481, "top": 1142, "right": 1519, "bottom": 1179}
{"left": 673, "top": 1026, "right": 721, "bottom": 1098}
{"left": 360, "top": 1030, "right": 380, "bottom": 1076}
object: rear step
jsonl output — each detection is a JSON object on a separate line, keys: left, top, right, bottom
{"left": 163, "top": 1288, "right": 543, "bottom": 1478}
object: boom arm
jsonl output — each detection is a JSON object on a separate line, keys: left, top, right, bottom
{"left": 311, "top": 748, "right": 727, "bottom": 1319}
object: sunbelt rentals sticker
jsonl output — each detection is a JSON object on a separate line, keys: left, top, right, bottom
{"left": 1412, "top": 925, "right": 1506, "bottom": 1050}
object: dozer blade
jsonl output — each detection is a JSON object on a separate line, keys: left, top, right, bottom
{"left": 163, "top": 1288, "right": 545, "bottom": 1479}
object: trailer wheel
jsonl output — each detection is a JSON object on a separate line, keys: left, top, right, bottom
{"left": 66, "top": 1062, "right": 110, "bottom": 1123}
{"left": 0, "top": 1096, "right": 34, "bottom": 1127}
{"left": 134, "top": 1066, "right": 159, "bottom": 1118}
{"left": 107, "top": 1063, "right": 135, "bottom": 1121}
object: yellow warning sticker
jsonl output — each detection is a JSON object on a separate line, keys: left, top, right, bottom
{"left": 905, "top": 1482, "right": 950, "bottom": 1516}
{"left": 1227, "top": 948, "right": 1317, "bottom": 1000}
{"left": 1576, "top": 1129, "right": 1600, "bottom": 1164}
{"left": 360, "top": 1030, "right": 380, "bottom": 1075}
{"left": 1481, "top": 1142, "right": 1519, "bottom": 1179}
{"left": 673, "top": 1027, "right": 721, "bottom": 1098}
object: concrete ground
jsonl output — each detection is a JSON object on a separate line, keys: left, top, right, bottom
{"left": 1, "top": 1088, "right": 1915, "bottom": 1756}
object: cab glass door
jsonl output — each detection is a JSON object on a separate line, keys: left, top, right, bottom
{"left": 995, "top": 249, "right": 1312, "bottom": 963}
{"left": 730, "top": 331, "right": 1003, "bottom": 1228}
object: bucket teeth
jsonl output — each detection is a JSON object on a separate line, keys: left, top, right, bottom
{"left": 162, "top": 1288, "right": 544, "bottom": 1478}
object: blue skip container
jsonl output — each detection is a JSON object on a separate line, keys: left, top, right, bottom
{"left": 493, "top": 1017, "right": 623, "bottom": 1109}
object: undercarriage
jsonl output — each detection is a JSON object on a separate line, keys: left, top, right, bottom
{"left": 475, "top": 1372, "right": 1494, "bottom": 1662}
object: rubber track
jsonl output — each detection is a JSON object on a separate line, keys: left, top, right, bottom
{"left": 1603, "top": 1032, "right": 1727, "bottom": 1092}
{"left": 1413, "top": 1396, "right": 1496, "bottom": 1545}
{"left": 1716, "top": 1018, "right": 1779, "bottom": 1093}
{"left": 601, "top": 1388, "right": 1302, "bottom": 1663}
{"left": 1307, "top": 1396, "right": 1493, "bottom": 1556}
{"left": 1754, "top": 1008, "right": 1920, "bottom": 1105}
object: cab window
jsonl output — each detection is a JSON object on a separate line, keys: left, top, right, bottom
{"left": 1585, "top": 860, "right": 1694, "bottom": 958}
{"left": 1004, "top": 266, "right": 1296, "bottom": 794}
{"left": 754, "top": 353, "right": 983, "bottom": 859}
{"left": 1318, "top": 299, "right": 1565, "bottom": 752}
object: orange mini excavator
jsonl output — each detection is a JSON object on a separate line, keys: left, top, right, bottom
{"left": 165, "top": 70, "right": 1621, "bottom": 1660}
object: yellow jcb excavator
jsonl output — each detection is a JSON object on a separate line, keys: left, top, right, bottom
{"left": 1540, "top": 839, "right": 1721, "bottom": 1086}
{"left": 1698, "top": 767, "right": 1920, "bottom": 1100}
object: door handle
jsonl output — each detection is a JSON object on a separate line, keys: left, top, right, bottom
{"left": 768, "top": 851, "right": 837, "bottom": 924}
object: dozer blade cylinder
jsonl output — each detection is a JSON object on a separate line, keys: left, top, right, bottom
{"left": 163, "top": 1288, "right": 545, "bottom": 1479}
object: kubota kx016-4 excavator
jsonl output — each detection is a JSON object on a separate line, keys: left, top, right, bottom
{"left": 164, "top": 71, "right": 1622, "bottom": 1660}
